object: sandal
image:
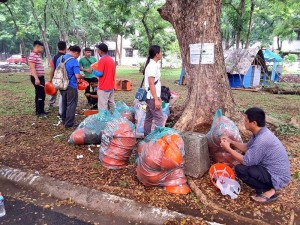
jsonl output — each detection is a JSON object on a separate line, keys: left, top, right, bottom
{"left": 251, "top": 194, "right": 278, "bottom": 203}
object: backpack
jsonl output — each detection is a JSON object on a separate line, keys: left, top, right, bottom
{"left": 52, "top": 56, "right": 74, "bottom": 90}
{"left": 160, "top": 86, "right": 171, "bottom": 103}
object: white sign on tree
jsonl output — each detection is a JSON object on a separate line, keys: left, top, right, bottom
{"left": 189, "top": 43, "right": 215, "bottom": 64}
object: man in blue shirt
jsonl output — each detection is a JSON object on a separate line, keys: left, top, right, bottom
{"left": 220, "top": 107, "right": 290, "bottom": 203}
{"left": 56, "top": 45, "right": 85, "bottom": 128}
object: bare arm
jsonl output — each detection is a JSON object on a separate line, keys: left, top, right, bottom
{"left": 49, "top": 67, "right": 55, "bottom": 82}
{"left": 222, "top": 136, "right": 247, "bottom": 153}
{"left": 220, "top": 140, "right": 244, "bottom": 163}
{"left": 148, "top": 76, "right": 161, "bottom": 109}
{"left": 85, "top": 93, "right": 98, "bottom": 99}
{"left": 75, "top": 74, "right": 84, "bottom": 79}
{"left": 29, "top": 62, "right": 40, "bottom": 85}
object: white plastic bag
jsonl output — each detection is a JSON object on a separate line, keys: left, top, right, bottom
{"left": 216, "top": 176, "right": 241, "bottom": 199}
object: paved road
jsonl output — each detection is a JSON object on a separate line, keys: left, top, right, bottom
{"left": 0, "top": 180, "right": 135, "bottom": 225}
{"left": 0, "top": 196, "right": 91, "bottom": 225}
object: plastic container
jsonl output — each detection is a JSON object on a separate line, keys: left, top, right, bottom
{"left": 209, "top": 163, "right": 236, "bottom": 188}
{"left": 0, "top": 193, "right": 6, "bottom": 217}
{"left": 44, "top": 82, "right": 57, "bottom": 95}
{"left": 77, "top": 79, "right": 89, "bottom": 91}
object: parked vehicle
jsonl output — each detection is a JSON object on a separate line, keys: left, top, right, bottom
{"left": 6, "top": 54, "right": 27, "bottom": 64}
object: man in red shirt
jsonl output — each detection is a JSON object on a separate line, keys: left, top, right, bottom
{"left": 92, "top": 43, "right": 115, "bottom": 113}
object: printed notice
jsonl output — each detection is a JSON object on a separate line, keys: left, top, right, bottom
{"left": 189, "top": 43, "right": 214, "bottom": 64}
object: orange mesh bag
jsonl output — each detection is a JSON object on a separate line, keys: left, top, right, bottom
{"left": 136, "top": 127, "right": 190, "bottom": 194}
{"left": 99, "top": 117, "right": 136, "bottom": 169}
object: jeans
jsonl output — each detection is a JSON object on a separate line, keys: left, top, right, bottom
{"left": 84, "top": 77, "right": 94, "bottom": 104}
{"left": 235, "top": 164, "right": 274, "bottom": 194}
{"left": 30, "top": 76, "right": 46, "bottom": 115}
{"left": 60, "top": 87, "right": 78, "bottom": 127}
{"left": 144, "top": 99, "right": 164, "bottom": 137}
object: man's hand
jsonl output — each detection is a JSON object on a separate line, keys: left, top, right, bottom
{"left": 154, "top": 98, "right": 161, "bottom": 110}
{"left": 35, "top": 78, "right": 40, "bottom": 86}
{"left": 86, "top": 68, "right": 92, "bottom": 73}
{"left": 221, "top": 135, "right": 232, "bottom": 143}
{"left": 85, "top": 93, "right": 91, "bottom": 97}
{"left": 220, "top": 139, "right": 231, "bottom": 151}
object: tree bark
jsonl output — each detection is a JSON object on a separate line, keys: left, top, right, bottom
{"left": 29, "top": 0, "right": 52, "bottom": 63}
{"left": 245, "top": 0, "right": 255, "bottom": 49}
{"left": 159, "top": 0, "right": 244, "bottom": 132}
{"left": 119, "top": 35, "right": 123, "bottom": 66}
{"left": 236, "top": 0, "right": 246, "bottom": 49}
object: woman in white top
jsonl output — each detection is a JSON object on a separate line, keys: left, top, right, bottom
{"left": 143, "top": 45, "right": 165, "bottom": 136}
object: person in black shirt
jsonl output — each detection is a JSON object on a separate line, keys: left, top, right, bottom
{"left": 48, "top": 41, "right": 67, "bottom": 112}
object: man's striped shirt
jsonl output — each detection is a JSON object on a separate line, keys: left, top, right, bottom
{"left": 28, "top": 51, "right": 45, "bottom": 77}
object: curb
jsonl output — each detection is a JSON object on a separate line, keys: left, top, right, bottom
{"left": 0, "top": 165, "right": 190, "bottom": 225}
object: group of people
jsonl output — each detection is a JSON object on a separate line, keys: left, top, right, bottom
{"left": 28, "top": 40, "right": 115, "bottom": 128}
{"left": 28, "top": 41, "right": 290, "bottom": 203}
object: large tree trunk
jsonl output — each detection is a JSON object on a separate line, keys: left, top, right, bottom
{"left": 159, "top": 0, "right": 243, "bottom": 131}
{"left": 29, "top": 0, "right": 52, "bottom": 63}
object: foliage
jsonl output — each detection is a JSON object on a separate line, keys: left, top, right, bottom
{"left": 284, "top": 54, "right": 298, "bottom": 63}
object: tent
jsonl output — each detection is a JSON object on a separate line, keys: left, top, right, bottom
{"left": 263, "top": 49, "right": 283, "bottom": 82}
{"left": 224, "top": 48, "right": 268, "bottom": 88}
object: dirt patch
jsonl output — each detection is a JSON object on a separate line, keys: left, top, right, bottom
{"left": 0, "top": 112, "right": 299, "bottom": 225}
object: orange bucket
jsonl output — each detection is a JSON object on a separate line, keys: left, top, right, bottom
{"left": 91, "top": 62, "right": 98, "bottom": 70}
{"left": 209, "top": 163, "right": 236, "bottom": 188}
{"left": 78, "top": 79, "right": 89, "bottom": 90}
{"left": 44, "top": 82, "right": 57, "bottom": 95}
{"left": 83, "top": 109, "right": 98, "bottom": 116}
{"left": 165, "top": 184, "right": 190, "bottom": 194}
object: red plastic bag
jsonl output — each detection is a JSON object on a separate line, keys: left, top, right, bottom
{"left": 207, "top": 109, "right": 243, "bottom": 167}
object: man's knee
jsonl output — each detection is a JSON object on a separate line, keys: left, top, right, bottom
{"left": 235, "top": 164, "right": 248, "bottom": 179}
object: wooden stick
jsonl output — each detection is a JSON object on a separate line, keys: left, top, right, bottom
{"left": 288, "top": 210, "right": 295, "bottom": 225}
{"left": 188, "top": 179, "right": 270, "bottom": 225}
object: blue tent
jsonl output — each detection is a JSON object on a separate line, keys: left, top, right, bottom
{"left": 263, "top": 49, "right": 283, "bottom": 82}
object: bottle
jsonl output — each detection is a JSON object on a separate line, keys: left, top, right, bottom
{"left": 0, "top": 192, "right": 6, "bottom": 217}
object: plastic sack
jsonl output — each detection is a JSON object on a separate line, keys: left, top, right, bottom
{"left": 216, "top": 176, "right": 241, "bottom": 199}
{"left": 115, "top": 101, "right": 135, "bottom": 123}
{"left": 68, "top": 110, "right": 114, "bottom": 145}
{"left": 99, "top": 116, "right": 136, "bottom": 169}
{"left": 136, "top": 127, "right": 190, "bottom": 194}
{"left": 169, "top": 91, "right": 179, "bottom": 105}
{"left": 134, "top": 100, "right": 170, "bottom": 138}
{"left": 206, "top": 109, "right": 243, "bottom": 167}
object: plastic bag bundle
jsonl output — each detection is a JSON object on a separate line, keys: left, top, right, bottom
{"left": 136, "top": 127, "right": 190, "bottom": 194}
{"left": 115, "top": 101, "right": 135, "bottom": 123}
{"left": 99, "top": 116, "right": 136, "bottom": 169}
{"left": 134, "top": 100, "right": 170, "bottom": 138}
{"left": 68, "top": 110, "right": 114, "bottom": 145}
{"left": 206, "top": 109, "right": 243, "bottom": 167}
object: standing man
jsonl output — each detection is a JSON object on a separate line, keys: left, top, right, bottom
{"left": 92, "top": 43, "right": 115, "bottom": 113}
{"left": 48, "top": 41, "right": 67, "bottom": 114}
{"left": 79, "top": 47, "right": 97, "bottom": 105}
{"left": 220, "top": 107, "right": 290, "bottom": 203}
{"left": 56, "top": 45, "right": 85, "bottom": 128}
{"left": 28, "top": 40, "right": 47, "bottom": 118}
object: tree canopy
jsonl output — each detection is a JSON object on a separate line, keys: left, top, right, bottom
{"left": 0, "top": 0, "right": 299, "bottom": 57}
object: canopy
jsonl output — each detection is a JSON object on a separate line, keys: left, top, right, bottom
{"left": 263, "top": 49, "right": 283, "bottom": 81}
{"left": 263, "top": 49, "right": 283, "bottom": 62}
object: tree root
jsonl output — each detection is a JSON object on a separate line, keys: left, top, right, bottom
{"left": 188, "top": 179, "right": 270, "bottom": 225}
{"left": 288, "top": 210, "right": 295, "bottom": 225}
